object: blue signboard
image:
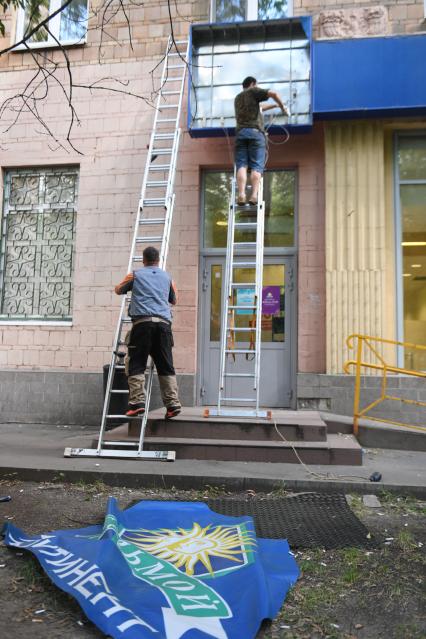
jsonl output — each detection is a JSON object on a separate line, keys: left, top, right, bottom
{"left": 4, "top": 498, "right": 299, "bottom": 639}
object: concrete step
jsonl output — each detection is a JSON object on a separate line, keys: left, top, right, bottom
{"left": 128, "top": 407, "right": 327, "bottom": 442}
{"left": 142, "top": 433, "right": 363, "bottom": 465}
{"left": 321, "top": 412, "right": 426, "bottom": 452}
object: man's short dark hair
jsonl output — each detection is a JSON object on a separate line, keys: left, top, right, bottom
{"left": 242, "top": 76, "right": 257, "bottom": 89}
{"left": 143, "top": 246, "right": 160, "bottom": 264}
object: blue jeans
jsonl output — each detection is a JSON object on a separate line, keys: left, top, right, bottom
{"left": 235, "top": 128, "right": 266, "bottom": 173}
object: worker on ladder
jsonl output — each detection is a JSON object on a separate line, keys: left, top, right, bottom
{"left": 114, "top": 246, "right": 181, "bottom": 419}
{"left": 234, "top": 76, "right": 289, "bottom": 206}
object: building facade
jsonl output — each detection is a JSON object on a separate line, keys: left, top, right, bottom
{"left": 0, "top": 0, "right": 425, "bottom": 425}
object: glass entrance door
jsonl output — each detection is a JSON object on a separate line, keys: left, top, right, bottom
{"left": 201, "top": 257, "right": 295, "bottom": 407}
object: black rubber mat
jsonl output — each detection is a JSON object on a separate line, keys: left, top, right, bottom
{"left": 206, "top": 493, "right": 373, "bottom": 549}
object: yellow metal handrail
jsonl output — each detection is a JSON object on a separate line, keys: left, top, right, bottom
{"left": 344, "top": 334, "right": 426, "bottom": 435}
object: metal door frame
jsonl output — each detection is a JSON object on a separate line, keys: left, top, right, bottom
{"left": 197, "top": 168, "right": 299, "bottom": 409}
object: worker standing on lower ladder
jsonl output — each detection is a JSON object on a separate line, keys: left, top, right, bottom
{"left": 114, "top": 246, "right": 181, "bottom": 420}
{"left": 234, "top": 76, "right": 289, "bottom": 205}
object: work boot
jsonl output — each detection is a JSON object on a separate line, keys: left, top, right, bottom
{"left": 165, "top": 406, "right": 181, "bottom": 419}
{"left": 126, "top": 403, "right": 145, "bottom": 417}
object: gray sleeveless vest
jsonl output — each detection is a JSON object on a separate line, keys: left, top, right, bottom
{"left": 129, "top": 266, "right": 172, "bottom": 322}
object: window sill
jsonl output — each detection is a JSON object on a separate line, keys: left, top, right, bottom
{"left": 12, "top": 38, "right": 87, "bottom": 52}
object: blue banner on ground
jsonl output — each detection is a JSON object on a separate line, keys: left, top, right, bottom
{"left": 4, "top": 498, "right": 299, "bottom": 638}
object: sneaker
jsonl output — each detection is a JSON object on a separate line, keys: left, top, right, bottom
{"left": 248, "top": 196, "right": 258, "bottom": 206}
{"left": 165, "top": 406, "right": 181, "bottom": 419}
{"left": 126, "top": 403, "right": 145, "bottom": 417}
{"left": 237, "top": 195, "right": 246, "bottom": 206}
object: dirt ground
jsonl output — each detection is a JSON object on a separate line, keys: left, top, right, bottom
{"left": 0, "top": 479, "right": 424, "bottom": 639}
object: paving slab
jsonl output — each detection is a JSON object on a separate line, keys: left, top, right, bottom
{"left": 0, "top": 422, "right": 425, "bottom": 497}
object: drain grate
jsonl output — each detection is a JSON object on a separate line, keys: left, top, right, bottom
{"left": 206, "top": 493, "right": 373, "bottom": 549}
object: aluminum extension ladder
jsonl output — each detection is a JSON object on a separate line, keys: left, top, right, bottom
{"left": 206, "top": 173, "right": 270, "bottom": 419}
{"left": 64, "top": 36, "right": 189, "bottom": 461}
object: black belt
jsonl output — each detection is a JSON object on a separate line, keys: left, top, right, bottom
{"left": 131, "top": 317, "right": 171, "bottom": 327}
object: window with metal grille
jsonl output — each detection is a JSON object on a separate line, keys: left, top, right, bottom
{"left": 0, "top": 167, "right": 78, "bottom": 321}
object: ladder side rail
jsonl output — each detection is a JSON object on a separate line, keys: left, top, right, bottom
{"left": 97, "top": 295, "right": 127, "bottom": 453}
{"left": 164, "top": 40, "right": 189, "bottom": 207}
{"left": 218, "top": 177, "right": 237, "bottom": 411}
{"left": 137, "top": 357, "right": 154, "bottom": 454}
{"left": 165, "top": 127, "right": 182, "bottom": 209}
{"left": 138, "top": 35, "right": 175, "bottom": 218}
{"left": 254, "top": 181, "right": 265, "bottom": 412}
{"left": 174, "top": 41, "right": 189, "bottom": 128}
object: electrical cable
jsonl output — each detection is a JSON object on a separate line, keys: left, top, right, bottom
{"left": 273, "top": 422, "right": 372, "bottom": 482}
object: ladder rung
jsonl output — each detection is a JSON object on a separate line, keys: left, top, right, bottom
{"left": 233, "top": 242, "right": 256, "bottom": 246}
{"left": 110, "top": 389, "right": 129, "bottom": 394}
{"left": 161, "top": 90, "right": 181, "bottom": 95}
{"left": 227, "top": 327, "right": 254, "bottom": 331}
{"left": 154, "top": 133, "right": 175, "bottom": 140}
{"left": 136, "top": 236, "right": 162, "bottom": 243}
{"left": 159, "top": 104, "right": 179, "bottom": 109}
{"left": 224, "top": 373, "right": 256, "bottom": 377}
{"left": 139, "top": 218, "right": 166, "bottom": 225}
{"left": 152, "top": 148, "right": 173, "bottom": 155}
{"left": 157, "top": 119, "right": 176, "bottom": 123}
{"left": 233, "top": 262, "right": 256, "bottom": 267}
{"left": 231, "top": 283, "right": 255, "bottom": 287}
{"left": 225, "top": 349, "right": 256, "bottom": 354}
{"left": 147, "top": 181, "right": 168, "bottom": 187}
{"left": 228, "top": 305, "right": 256, "bottom": 310}
{"left": 106, "top": 415, "right": 141, "bottom": 420}
{"left": 143, "top": 198, "right": 166, "bottom": 206}
{"left": 114, "top": 365, "right": 126, "bottom": 369}
{"left": 234, "top": 222, "right": 258, "bottom": 228}
{"left": 167, "top": 64, "right": 186, "bottom": 69}
{"left": 221, "top": 397, "right": 257, "bottom": 402}
{"left": 149, "top": 165, "right": 171, "bottom": 172}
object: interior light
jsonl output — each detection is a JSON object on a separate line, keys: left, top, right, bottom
{"left": 403, "top": 273, "right": 412, "bottom": 277}
{"left": 411, "top": 264, "right": 422, "bottom": 268}
{"left": 216, "top": 221, "right": 228, "bottom": 227}
{"left": 401, "top": 242, "right": 426, "bottom": 246}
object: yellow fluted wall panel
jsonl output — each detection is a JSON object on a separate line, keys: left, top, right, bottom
{"left": 325, "top": 121, "right": 387, "bottom": 374}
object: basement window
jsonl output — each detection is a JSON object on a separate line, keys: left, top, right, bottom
{"left": 14, "top": 0, "right": 88, "bottom": 50}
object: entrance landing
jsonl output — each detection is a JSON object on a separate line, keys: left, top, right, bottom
{"left": 102, "top": 408, "right": 362, "bottom": 466}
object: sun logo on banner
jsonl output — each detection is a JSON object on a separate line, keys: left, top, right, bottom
{"left": 123, "top": 523, "right": 256, "bottom": 578}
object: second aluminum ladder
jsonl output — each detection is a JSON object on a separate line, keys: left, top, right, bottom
{"left": 65, "top": 36, "right": 189, "bottom": 461}
{"left": 207, "top": 174, "right": 269, "bottom": 419}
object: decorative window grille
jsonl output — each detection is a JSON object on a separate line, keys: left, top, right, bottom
{"left": 0, "top": 167, "right": 78, "bottom": 321}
